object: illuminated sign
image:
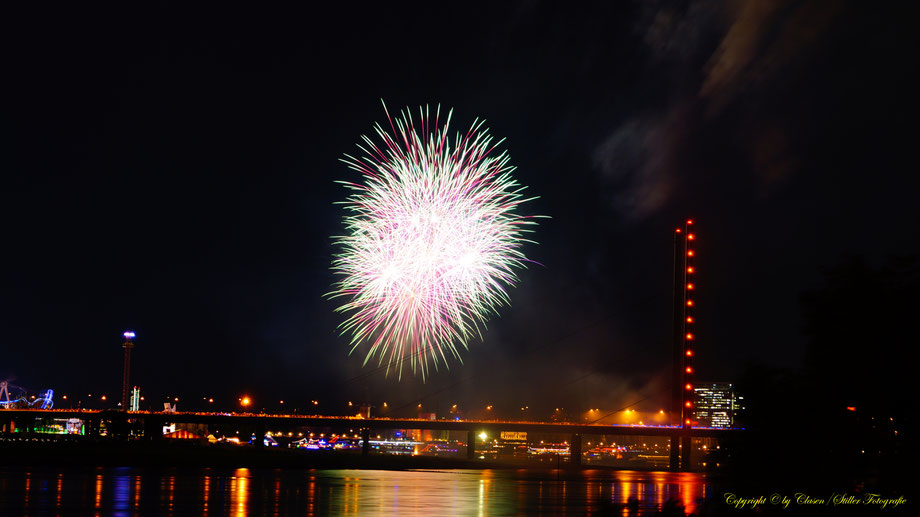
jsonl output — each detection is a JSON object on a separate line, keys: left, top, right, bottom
{"left": 500, "top": 431, "right": 527, "bottom": 440}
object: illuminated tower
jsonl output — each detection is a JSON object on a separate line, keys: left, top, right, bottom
{"left": 121, "top": 331, "right": 135, "bottom": 411}
{"left": 670, "top": 219, "right": 696, "bottom": 470}
{"left": 130, "top": 386, "right": 141, "bottom": 412}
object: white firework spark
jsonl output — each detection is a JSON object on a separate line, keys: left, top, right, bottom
{"left": 330, "top": 103, "right": 541, "bottom": 379}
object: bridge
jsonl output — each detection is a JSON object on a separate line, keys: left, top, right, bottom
{"left": 0, "top": 408, "right": 740, "bottom": 468}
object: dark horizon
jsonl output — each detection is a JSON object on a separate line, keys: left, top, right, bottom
{"left": 2, "top": 2, "right": 917, "bottom": 418}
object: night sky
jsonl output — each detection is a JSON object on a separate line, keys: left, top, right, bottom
{"left": 3, "top": 2, "right": 917, "bottom": 417}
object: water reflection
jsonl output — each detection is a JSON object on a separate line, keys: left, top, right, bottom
{"left": 94, "top": 471, "right": 103, "bottom": 511}
{"left": 0, "top": 466, "right": 708, "bottom": 515}
{"left": 112, "top": 468, "right": 131, "bottom": 516}
{"left": 134, "top": 475, "right": 142, "bottom": 510}
{"left": 202, "top": 473, "right": 211, "bottom": 514}
{"left": 232, "top": 468, "right": 248, "bottom": 517}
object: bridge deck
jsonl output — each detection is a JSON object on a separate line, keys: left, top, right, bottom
{"left": 1, "top": 409, "right": 740, "bottom": 437}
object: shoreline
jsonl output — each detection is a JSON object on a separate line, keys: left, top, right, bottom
{"left": 0, "top": 440, "right": 699, "bottom": 474}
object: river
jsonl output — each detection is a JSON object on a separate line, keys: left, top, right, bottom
{"left": 0, "top": 466, "right": 709, "bottom": 515}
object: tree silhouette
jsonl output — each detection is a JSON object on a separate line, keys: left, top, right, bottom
{"left": 730, "top": 256, "right": 913, "bottom": 491}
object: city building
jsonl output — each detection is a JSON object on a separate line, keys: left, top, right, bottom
{"left": 692, "top": 382, "right": 744, "bottom": 428}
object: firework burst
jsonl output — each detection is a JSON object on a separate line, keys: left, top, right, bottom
{"left": 330, "top": 103, "right": 541, "bottom": 379}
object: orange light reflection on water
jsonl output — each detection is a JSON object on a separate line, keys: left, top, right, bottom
{"left": 166, "top": 475, "right": 175, "bottom": 513}
{"left": 202, "top": 475, "right": 211, "bottom": 515}
{"left": 232, "top": 468, "right": 249, "bottom": 517}
{"left": 94, "top": 473, "right": 103, "bottom": 510}
{"left": 272, "top": 474, "right": 281, "bottom": 513}
{"left": 577, "top": 469, "right": 705, "bottom": 515}
{"left": 306, "top": 474, "right": 316, "bottom": 516}
{"left": 24, "top": 472, "right": 31, "bottom": 508}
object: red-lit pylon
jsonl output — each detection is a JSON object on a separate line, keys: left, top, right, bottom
{"left": 682, "top": 219, "right": 696, "bottom": 427}
{"left": 671, "top": 218, "right": 697, "bottom": 471}
{"left": 672, "top": 219, "right": 697, "bottom": 429}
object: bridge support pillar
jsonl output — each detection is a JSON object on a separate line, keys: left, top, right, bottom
{"left": 144, "top": 416, "right": 163, "bottom": 441}
{"left": 108, "top": 412, "right": 127, "bottom": 439}
{"left": 570, "top": 433, "right": 582, "bottom": 466}
{"left": 467, "top": 430, "right": 476, "bottom": 460}
{"left": 680, "top": 433, "right": 692, "bottom": 470}
{"left": 20, "top": 415, "right": 35, "bottom": 434}
{"left": 669, "top": 433, "right": 680, "bottom": 471}
{"left": 361, "top": 428, "right": 370, "bottom": 457}
{"left": 254, "top": 422, "right": 266, "bottom": 449}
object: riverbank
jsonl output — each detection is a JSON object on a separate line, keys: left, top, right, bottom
{"left": 1, "top": 439, "right": 656, "bottom": 472}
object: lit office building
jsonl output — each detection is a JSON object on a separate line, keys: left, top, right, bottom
{"left": 692, "top": 382, "right": 743, "bottom": 428}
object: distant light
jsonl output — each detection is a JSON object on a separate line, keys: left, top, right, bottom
{"left": 846, "top": 406, "right": 856, "bottom": 412}
{"left": 685, "top": 419, "right": 691, "bottom": 425}
{"left": 687, "top": 267, "right": 694, "bottom": 273}
{"left": 686, "top": 367, "right": 692, "bottom": 373}
{"left": 685, "top": 384, "right": 692, "bottom": 390}
{"left": 687, "top": 234, "right": 695, "bottom": 241}
{"left": 686, "top": 220, "right": 693, "bottom": 225}
{"left": 123, "top": 331, "right": 136, "bottom": 339}
{"left": 686, "top": 300, "right": 693, "bottom": 307}
{"left": 686, "top": 317, "right": 693, "bottom": 323}
{"left": 686, "top": 333, "right": 694, "bottom": 340}
{"left": 687, "top": 250, "right": 694, "bottom": 257}
{"left": 675, "top": 228, "right": 681, "bottom": 233}
{"left": 686, "top": 350, "right": 693, "bottom": 356}
{"left": 687, "top": 283, "right": 694, "bottom": 290}
{"left": 685, "top": 401, "right": 692, "bottom": 407}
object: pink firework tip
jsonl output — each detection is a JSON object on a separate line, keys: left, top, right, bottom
{"left": 329, "top": 102, "right": 542, "bottom": 380}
